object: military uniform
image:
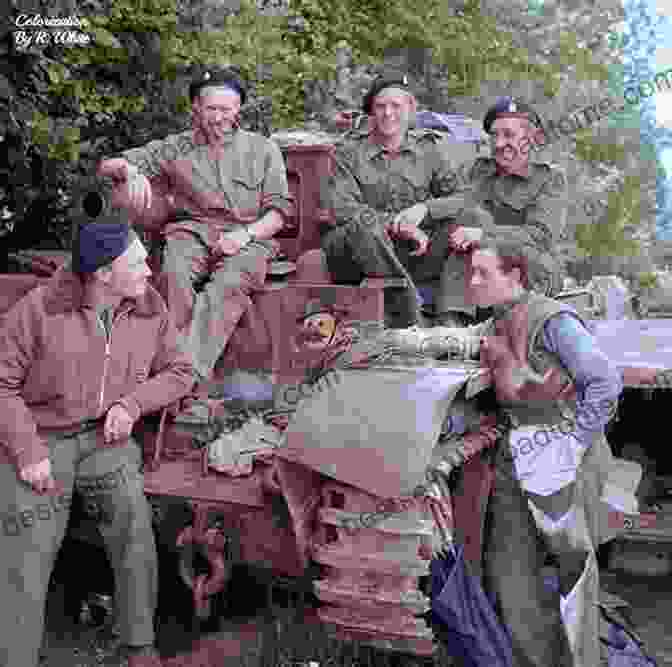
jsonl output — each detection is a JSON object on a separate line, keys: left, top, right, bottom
{"left": 436, "top": 156, "right": 568, "bottom": 316}
{"left": 120, "top": 127, "right": 292, "bottom": 379}
{"left": 321, "top": 128, "right": 475, "bottom": 327}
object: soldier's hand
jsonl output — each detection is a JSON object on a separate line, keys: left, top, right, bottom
{"left": 394, "top": 222, "right": 429, "bottom": 256}
{"left": 122, "top": 162, "right": 152, "bottom": 212}
{"left": 449, "top": 226, "right": 472, "bottom": 252}
{"left": 216, "top": 234, "right": 246, "bottom": 256}
{"left": 104, "top": 403, "right": 135, "bottom": 444}
{"left": 393, "top": 203, "right": 429, "bottom": 228}
{"left": 19, "top": 457, "right": 56, "bottom": 494}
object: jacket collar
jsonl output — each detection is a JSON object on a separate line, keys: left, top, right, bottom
{"left": 495, "top": 162, "right": 530, "bottom": 179}
{"left": 43, "top": 265, "right": 163, "bottom": 318}
{"left": 364, "top": 131, "right": 420, "bottom": 160}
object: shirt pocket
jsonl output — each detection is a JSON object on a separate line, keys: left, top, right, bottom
{"left": 485, "top": 198, "right": 526, "bottom": 228}
{"left": 388, "top": 170, "right": 430, "bottom": 211}
{"left": 230, "top": 160, "right": 266, "bottom": 212}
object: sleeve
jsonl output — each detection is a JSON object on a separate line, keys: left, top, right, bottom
{"left": 425, "top": 145, "right": 476, "bottom": 222}
{"left": 522, "top": 166, "right": 567, "bottom": 253}
{"left": 114, "top": 308, "right": 196, "bottom": 421}
{"left": 475, "top": 167, "right": 567, "bottom": 255}
{"left": 0, "top": 297, "right": 50, "bottom": 470}
{"left": 260, "top": 139, "right": 293, "bottom": 220}
{"left": 120, "top": 134, "right": 182, "bottom": 181}
{"left": 541, "top": 312, "right": 622, "bottom": 447}
{"left": 381, "top": 321, "right": 489, "bottom": 360}
{"left": 320, "top": 144, "right": 391, "bottom": 229}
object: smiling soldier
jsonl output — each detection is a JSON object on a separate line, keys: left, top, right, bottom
{"left": 320, "top": 70, "right": 477, "bottom": 328}
{"left": 98, "top": 67, "right": 292, "bottom": 401}
{"left": 0, "top": 197, "right": 195, "bottom": 667}
{"left": 437, "top": 97, "right": 568, "bottom": 321}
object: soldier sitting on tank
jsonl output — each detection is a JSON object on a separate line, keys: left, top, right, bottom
{"left": 320, "top": 70, "right": 480, "bottom": 329}
{"left": 98, "top": 67, "right": 293, "bottom": 398}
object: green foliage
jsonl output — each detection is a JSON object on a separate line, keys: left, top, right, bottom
{"left": 29, "top": 112, "right": 82, "bottom": 163}
{"left": 636, "top": 271, "right": 659, "bottom": 291}
{"left": 574, "top": 175, "right": 643, "bottom": 259}
{"left": 40, "top": 0, "right": 570, "bottom": 132}
{"left": 574, "top": 128, "right": 626, "bottom": 164}
{"left": 34, "top": 0, "right": 622, "bottom": 161}
{"left": 558, "top": 33, "right": 611, "bottom": 83}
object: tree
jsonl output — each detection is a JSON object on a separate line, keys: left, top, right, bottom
{"left": 574, "top": 174, "right": 642, "bottom": 264}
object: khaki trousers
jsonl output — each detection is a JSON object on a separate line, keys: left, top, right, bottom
{"left": 0, "top": 430, "right": 157, "bottom": 667}
{"left": 158, "top": 229, "right": 271, "bottom": 379}
{"left": 322, "top": 218, "right": 458, "bottom": 328}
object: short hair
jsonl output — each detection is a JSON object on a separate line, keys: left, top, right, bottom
{"left": 468, "top": 239, "right": 531, "bottom": 289}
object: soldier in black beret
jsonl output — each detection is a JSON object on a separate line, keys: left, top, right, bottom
{"left": 361, "top": 71, "right": 412, "bottom": 115}
{"left": 482, "top": 96, "right": 545, "bottom": 135}
{"left": 188, "top": 67, "right": 247, "bottom": 105}
{"left": 98, "top": 65, "right": 292, "bottom": 395}
{"left": 320, "top": 68, "right": 478, "bottom": 328}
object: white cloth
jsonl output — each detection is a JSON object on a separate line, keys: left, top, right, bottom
{"left": 508, "top": 424, "right": 588, "bottom": 497}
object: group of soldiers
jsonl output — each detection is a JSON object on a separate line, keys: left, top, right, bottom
{"left": 0, "top": 65, "right": 633, "bottom": 667}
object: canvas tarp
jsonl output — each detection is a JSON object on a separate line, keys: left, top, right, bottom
{"left": 278, "top": 365, "right": 480, "bottom": 499}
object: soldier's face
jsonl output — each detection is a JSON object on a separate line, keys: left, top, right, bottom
{"left": 371, "top": 89, "right": 416, "bottom": 139}
{"left": 490, "top": 117, "right": 533, "bottom": 172}
{"left": 466, "top": 249, "right": 522, "bottom": 306}
{"left": 193, "top": 87, "right": 242, "bottom": 139}
{"left": 97, "top": 239, "right": 152, "bottom": 299}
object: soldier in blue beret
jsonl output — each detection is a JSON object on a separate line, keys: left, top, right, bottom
{"left": 436, "top": 96, "right": 568, "bottom": 321}
{"left": 0, "top": 186, "right": 195, "bottom": 667}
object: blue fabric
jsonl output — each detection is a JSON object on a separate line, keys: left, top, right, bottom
{"left": 542, "top": 313, "right": 623, "bottom": 448}
{"left": 76, "top": 222, "right": 133, "bottom": 274}
{"left": 431, "top": 546, "right": 515, "bottom": 667}
{"left": 542, "top": 575, "right": 658, "bottom": 667}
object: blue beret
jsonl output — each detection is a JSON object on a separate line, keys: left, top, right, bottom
{"left": 483, "top": 96, "right": 544, "bottom": 134}
{"left": 189, "top": 68, "right": 247, "bottom": 105}
{"left": 72, "top": 188, "right": 137, "bottom": 274}
{"left": 75, "top": 222, "right": 136, "bottom": 274}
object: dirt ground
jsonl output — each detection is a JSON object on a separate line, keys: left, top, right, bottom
{"left": 40, "top": 556, "right": 672, "bottom": 667}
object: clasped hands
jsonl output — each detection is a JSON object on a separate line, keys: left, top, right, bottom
{"left": 385, "top": 203, "right": 430, "bottom": 256}
{"left": 18, "top": 404, "right": 135, "bottom": 494}
{"left": 385, "top": 203, "right": 482, "bottom": 256}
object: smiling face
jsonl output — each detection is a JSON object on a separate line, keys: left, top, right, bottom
{"left": 193, "top": 86, "right": 242, "bottom": 141}
{"left": 95, "top": 238, "right": 152, "bottom": 300}
{"left": 489, "top": 116, "right": 535, "bottom": 173}
{"left": 371, "top": 87, "right": 416, "bottom": 142}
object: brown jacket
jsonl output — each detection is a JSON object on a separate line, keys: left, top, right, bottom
{"left": 0, "top": 267, "right": 195, "bottom": 470}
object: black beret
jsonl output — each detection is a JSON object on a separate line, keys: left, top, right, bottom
{"left": 189, "top": 68, "right": 247, "bottom": 105}
{"left": 483, "top": 96, "right": 544, "bottom": 134}
{"left": 362, "top": 71, "right": 412, "bottom": 114}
